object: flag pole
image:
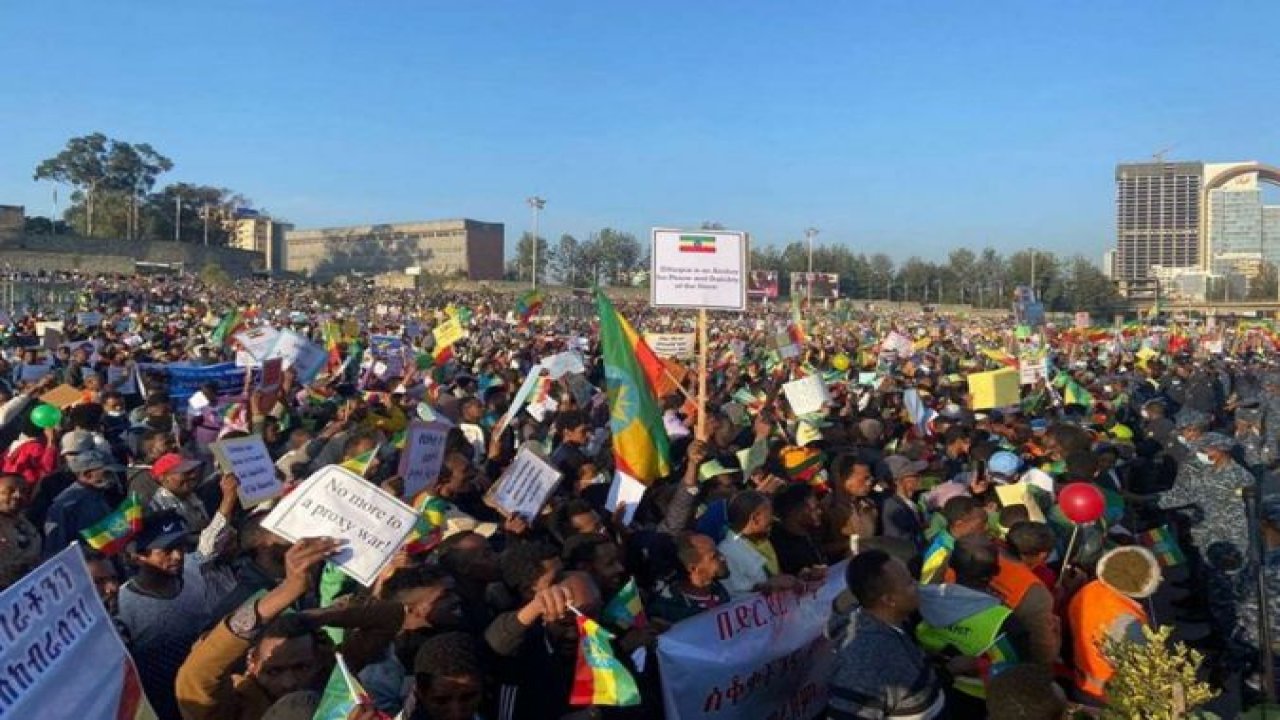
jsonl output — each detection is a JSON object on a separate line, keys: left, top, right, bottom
{"left": 697, "top": 308, "right": 708, "bottom": 439}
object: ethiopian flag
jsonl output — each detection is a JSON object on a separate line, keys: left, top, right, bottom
{"left": 595, "top": 289, "right": 669, "bottom": 485}
{"left": 340, "top": 446, "right": 378, "bottom": 477}
{"left": 602, "top": 578, "right": 647, "bottom": 631}
{"left": 403, "top": 494, "right": 449, "bottom": 555}
{"left": 516, "top": 289, "right": 544, "bottom": 326}
{"left": 314, "top": 654, "right": 385, "bottom": 720}
{"left": 210, "top": 309, "right": 243, "bottom": 346}
{"left": 569, "top": 615, "right": 641, "bottom": 707}
{"left": 678, "top": 234, "right": 716, "bottom": 253}
{"left": 81, "top": 495, "right": 143, "bottom": 555}
{"left": 920, "top": 529, "right": 955, "bottom": 584}
{"left": 1138, "top": 525, "right": 1185, "bottom": 567}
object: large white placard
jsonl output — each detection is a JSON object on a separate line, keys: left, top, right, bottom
{"left": 261, "top": 466, "right": 417, "bottom": 586}
{"left": 656, "top": 562, "right": 847, "bottom": 720}
{"left": 782, "top": 375, "right": 832, "bottom": 416}
{"left": 211, "top": 435, "right": 283, "bottom": 507}
{"left": 500, "top": 367, "right": 545, "bottom": 429}
{"left": 644, "top": 333, "right": 697, "bottom": 359}
{"left": 398, "top": 420, "right": 452, "bottom": 499}
{"left": 265, "top": 329, "right": 327, "bottom": 383}
{"left": 540, "top": 351, "right": 585, "bottom": 380}
{"left": 234, "top": 326, "right": 280, "bottom": 361}
{"left": 484, "top": 446, "right": 562, "bottom": 519}
{"left": 651, "top": 229, "right": 748, "bottom": 311}
{"left": 0, "top": 545, "right": 155, "bottom": 718}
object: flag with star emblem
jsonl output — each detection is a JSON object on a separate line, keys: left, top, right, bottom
{"left": 595, "top": 289, "right": 669, "bottom": 485}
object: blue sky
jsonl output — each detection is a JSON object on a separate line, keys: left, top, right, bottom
{"left": 2, "top": 1, "right": 1278, "bottom": 264}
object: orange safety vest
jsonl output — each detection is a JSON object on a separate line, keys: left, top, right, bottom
{"left": 989, "top": 554, "right": 1042, "bottom": 610}
{"left": 1066, "top": 580, "right": 1149, "bottom": 699}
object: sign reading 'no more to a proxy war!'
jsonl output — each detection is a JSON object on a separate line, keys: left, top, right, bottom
{"left": 651, "top": 229, "right": 748, "bottom": 311}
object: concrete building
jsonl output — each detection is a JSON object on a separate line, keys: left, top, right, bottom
{"left": 0, "top": 206, "right": 23, "bottom": 243}
{"left": 1102, "top": 249, "right": 1117, "bottom": 279}
{"left": 285, "top": 218, "right": 503, "bottom": 280}
{"left": 227, "top": 213, "right": 291, "bottom": 273}
{"left": 1114, "top": 162, "right": 1203, "bottom": 281}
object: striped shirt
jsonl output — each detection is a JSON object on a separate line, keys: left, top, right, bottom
{"left": 827, "top": 609, "right": 946, "bottom": 720}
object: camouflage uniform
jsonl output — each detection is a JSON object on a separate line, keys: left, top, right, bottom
{"left": 1160, "top": 449, "right": 1255, "bottom": 645}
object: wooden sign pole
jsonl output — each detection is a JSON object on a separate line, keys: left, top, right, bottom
{"left": 697, "top": 308, "right": 708, "bottom": 439}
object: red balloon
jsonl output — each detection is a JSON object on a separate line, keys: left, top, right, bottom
{"left": 1058, "top": 482, "right": 1106, "bottom": 524}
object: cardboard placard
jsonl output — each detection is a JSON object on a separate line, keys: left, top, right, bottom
{"left": 40, "top": 384, "right": 83, "bottom": 409}
{"left": 484, "top": 446, "right": 562, "bottom": 519}
{"left": 644, "top": 333, "right": 697, "bottom": 359}
{"left": 967, "top": 368, "right": 1020, "bottom": 410}
{"left": 211, "top": 435, "right": 283, "bottom": 507}
{"left": 398, "top": 421, "right": 451, "bottom": 499}
{"left": 234, "top": 326, "right": 280, "bottom": 361}
{"left": 432, "top": 318, "right": 465, "bottom": 350}
{"left": 650, "top": 228, "right": 748, "bottom": 311}
{"left": 540, "top": 351, "right": 586, "bottom": 380}
{"left": 259, "top": 357, "right": 284, "bottom": 392}
{"left": 260, "top": 465, "right": 417, "bottom": 586}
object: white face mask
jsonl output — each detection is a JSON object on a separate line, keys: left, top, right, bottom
{"left": 1195, "top": 452, "right": 1211, "bottom": 465}
{"left": 1177, "top": 436, "right": 1189, "bottom": 446}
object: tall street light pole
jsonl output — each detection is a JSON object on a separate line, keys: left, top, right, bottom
{"left": 805, "top": 227, "right": 819, "bottom": 306}
{"left": 527, "top": 196, "right": 546, "bottom": 289}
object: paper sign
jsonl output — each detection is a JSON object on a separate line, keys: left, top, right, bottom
{"left": 398, "top": 421, "right": 451, "bottom": 498}
{"left": 782, "top": 375, "right": 832, "bottom": 416}
{"left": 106, "top": 364, "right": 137, "bottom": 395}
{"left": 39, "top": 323, "right": 64, "bottom": 351}
{"left": 540, "top": 351, "right": 586, "bottom": 380}
{"left": 1018, "top": 349, "right": 1048, "bottom": 386}
{"left": 606, "top": 471, "right": 647, "bottom": 526}
{"left": 968, "top": 368, "right": 1020, "bottom": 410}
{"left": 882, "top": 331, "right": 915, "bottom": 359}
{"left": 0, "top": 546, "right": 155, "bottom": 718}
{"left": 1074, "top": 312, "right": 1091, "bottom": 330}
{"left": 433, "top": 318, "right": 465, "bottom": 350}
{"left": 650, "top": 228, "right": 748, "bottom": 311}
{"left": 234, "top": 326, "right": 280, "bottom": 361}
{"left": 645, "top": 333, "right": 697, "bottom": 359}
{"left": 484, "top": 446, "right": 562, "bottom": 519}
{"left": 266, "top": 329, "right": 327, "bottom": 383}
{"left": 261, "top": 465, "right": 417, "bottom": 586}
{"left": 259, "top": 357, "right": 284, "bottom": 391}
{"left": 40, "top": 383, "right": 83, "bottom": 409}
{"left": 995, "top": 483, "right": 1046, "bottom": 523}
{"left": 211, "top": 435, "right": 282, "bottom": 507}
{"left": 501, "top": 368, "right": 545, "bottom": 428}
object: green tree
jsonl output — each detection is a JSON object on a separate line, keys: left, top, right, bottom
{"left": 593, "top": 228, "right": 644, "bottom": 285}
{"left": 142, "top": 183, "right": 250, "bottom": 245}
{"left": 34, "top": 134, "right": 173, "bottom": 239}
{"left": 512, "top": 231, "right": 550, "bottom": 284}
{"left": 1247, "top": 263, "right": 1278, "bottom": 301}
{"left": 868, "top": 253, "right": 896, "bottom": 300}
{"left": 550, "top": 233, "right": 583, "bottom": 287}
{"left": 22, "top": 216, "right": 71, "bottom": 236}
{"left": 34, "top": 133, "right": 111, "bottom": 236}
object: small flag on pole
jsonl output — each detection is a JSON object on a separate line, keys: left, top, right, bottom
{"left": 1138, "top": 525, "right": 1185, "bottom": 567}
{"left": 313, "top": 654, "right": 386, "bottom": 720}
{"left": 601, "top": 578, "right": 647, "bottom": 631}
{"left": 340, "top": 446, "right": 378, "bottom": 477}
{"left": 80, "top": 494, "right": 143, "bottom": 555}
{"left": 569, "top": 614, "right": 641, "bottom": 707}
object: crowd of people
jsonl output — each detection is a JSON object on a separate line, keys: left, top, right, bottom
{"left": 1, "top": 270, "right": 1278, "bottom": 719}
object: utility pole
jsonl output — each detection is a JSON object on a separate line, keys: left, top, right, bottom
{"left": 805, "top": 227, "right": 819, "bottom": 306}
{"left": 527, "top": 196, "right": 545, "bottom": 289}
{"left": 1029, "top": 249, "right": 1036, "bottom": 298}
{"left": 202, "top": 205, "right": 210, "bottom": 246}
{"left": 174, "top": 196, "right": 182, "bottom": 242}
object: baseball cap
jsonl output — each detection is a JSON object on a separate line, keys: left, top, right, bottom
{"left": 885, "top": 455, "right": 928, "bottom": 480}
{"left": 134, "top": 511, "right": 189, "bottom": 552}
{"left": 987, "top": 451, "right": 1021, "bottom": 478}
{"left": 60, "top": 430, "right": 95, "bottom": 456}
{"left": 1198, "top": 433, "right": 1235, "bottom": 451}
{"left": 67, "top": 449, "right": 120, "bottom": 475}
{"left": 151, "top": 453, "right": 201, "bottom": 479}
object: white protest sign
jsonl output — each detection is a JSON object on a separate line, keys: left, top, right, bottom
{"left": 484, "top": 446, "right": 562, "bottom": 519}
{"left": 645, "top": 333, "right": 697, "bottom": 359}
{"left": 656, "top": 561, "right": 847, "bottom": 720}
{"left": 211, "top": 435, "right": 282, "bottom": 507}
{"left": 266, "top": 329, "right": 327, "bottom": 383}
{"left": 501, "top": 368, "right": 545, "bottom": 429}
{"left": 540, "top": 351, "right": 585, "bottom": 380}
{"left": 234, "top": 326, "right": 280, "bottom": 361}
{"left": 1074, "top": 312, "right": 1091, "bottom": 330}
{"left": 0, "top": 545, "right": 155, "bottom": 718}
{"left": 235, "top": 350, "right": 261, "bottom": 368}
{"left": 782, "top": 375, "right": 832, "bottom": 416}
{"left": 606, "top": 471, "right": 646, "bottom": 526}
{"left": 650, "top": 228, "right": 748, "bottom": 311}
{"left": 1018, "top": 349, "right": 1048, "bottom": 386}
{"left": 882, "top": 330, "right": 915, "bottom": 358}
{"left": 398, "top": 421, "right": 451, "bottom": 498}
{"left": 261, "top": 466, "right": 417, "bottom": 586}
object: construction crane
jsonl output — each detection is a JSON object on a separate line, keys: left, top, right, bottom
{"left": 1152, "top": 145, "right": 1176, "bottom": 163}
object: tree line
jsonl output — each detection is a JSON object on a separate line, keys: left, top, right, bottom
{"left": 28, "top": 133, "right": 260, "bottom": 246}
